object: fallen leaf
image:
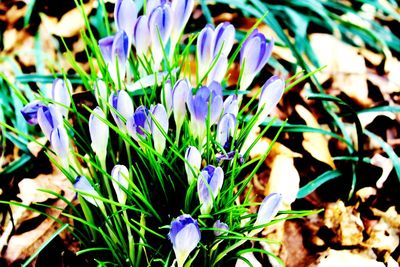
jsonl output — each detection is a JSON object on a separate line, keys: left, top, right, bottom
{"left": 27, "top": 137, "right": 47, "bottom": 157}
{"left": 317, "top": 249, "right": 385, "bottom": 267}
{"left": 370, "top": 154, "right": 394, "bottom": 188}
{"left": 40, "top": 2, "right": 93, "bottom": 37}
{"left": 295, "top": 105, "right": 335, "bottom": 169}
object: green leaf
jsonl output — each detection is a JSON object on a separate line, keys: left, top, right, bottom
{"left": 297, "top": 170, "right": 342, "bottom": 198}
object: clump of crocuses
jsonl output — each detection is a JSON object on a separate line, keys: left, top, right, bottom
{"left": 18, "top": 0, "right": 292, "bottom": 266}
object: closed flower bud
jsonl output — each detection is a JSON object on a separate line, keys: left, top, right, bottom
{"left": 216, "top": 113, "right": 236, "bottom": 150}
{"left": 114, "top": 0, "right": 137, "bottom": 45}
{"left": 213, "top": 220, "right": 229, "bottom": 236}
{"left": 50, "top": 126, "right": 69, "bottom": 167}
{"left": 172, "top": 78, "right": 190, "bottom": 134}
{"left": 133, "top": 15, "right": 151, "bottom": 58}
{"left": 99, "top": 31, "right": 129, "bottom": 85}
{"left": 184, "top": 146, "right": 202, "bottom": 185}
{"left": 109, "top": 90, "right": 134, "bottom": 130}
{"left": 37, "top": 104, "right": 63, "bottom": 140}
{"left": 51, "top": 78, "right": 72, "bottom": 117}
{"left": 256, "top": 75, "right": 284, "bottom": 125}
{"left": 127, "top": 105, "right": 151, "bottom": 142}
{"left": 197, "top": 165, "right": 224, "bottom": 214}
{"left": 168, "top": 214, "right": 201, "bottom": 267}
{"left": 252, "top": 193, "right": 282, "bottom": 236}
{"left": 149, "top": 4, "right": 172, "bottom": 70}
{"left": 187, "top": 82, "right": 223, "bottom": 141}
{"left": 89, "top": 107, "right": 109, "bottom": 162}
{"left": 94, "top": 79, "right": 108, "bottom": 111}
{"left": 111, "top": 164, "right": 129, "bottom": 204}
{"left": 223, "top": 95, "right": 239, "bottom": 117}
{"left": 239, "top": 30, "right": 274, "bottom": 91}
{"left": 150, "top": 104, "right": 169, "bottom": 155}
{"left": 213, "top": 22, "right": 235, "bottom": 57}
{"left": 21, "top": 100, "right": 45, "bottom": 125}
{"left": 170, "top": 0, "right": 194, "bottom": 54}
{"left": 196, "top": 24, "right": 214, "bottom": 79}
{"left": 74, "top": 175, "right": 101, "bottom": 208}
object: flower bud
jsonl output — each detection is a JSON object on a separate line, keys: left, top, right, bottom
{"left": 161, "top": 80, "right": 173, "bottom": 117}
{"left": 168, "top": 214, "right": 201, "bottom": 267}
{"left": 114, "top": 0, "right": 137, "bottom": 44}
{"left": 256, "top": 75, "right": 284, "bottom": 125}
{"left": 94, "top": 79, "right": 108, "bottom": 111}
{"left": 213, "top": 220, "right": 229, "bottom": 236}
{"left": 111, "top": 164, "right": 129, "bottom": 204}
{"left": 196, "top": 24, "right": 214, "bottom": 79}
{"left": 197, "top": 165, "right": 224, "bottom": 214}
{"left": 239, "top": 30, "right": 274, "bottom": 91}
{"left": 127, "top": 105, "right": 151, "bottom": 141}
{"left": 89, "top": 107, "right": 109, "bottom": 162}
{"left": 170, "top": 0, "right": 194, "bottom": 53}
{"left": 51, "top": 78, "right": 72, "bottom": 117}
{"left": 150, "top": 104, "right": 169, "bottom": 155}
{"left": 37, "top": 104, "right": 63, "bottom": 139}
{"left": 74, "top": 175, "right": 101, "bottom": 208}
{"left": 109, "top": 90, "right": 134, "bottom": 130}
{"left": 21, "top": 100, "right": 45, "bottom": 125}
{"left": 133, "top": 15, "right": 151, "bottom": 58}
{"left": 223, "top": 95, "right": 239, "bottom": 117}
{"left": 50, "top": 126, "right": 69, "bottom": 167}
{"left": 172, "top": 78, "right": 190, "bottom": 133}
{"left": 252, "top": 193, "right": 282, "bottom": 236}
{"left": 216, "top": 113, "right": 236, "bottom": 150}
{"left": 184, "top": 146, "right": 201, "bottom": 185}
{"left": 149, "top": 4, "right": 172, "bottom": 70}
{"left": 213, "top": 22, "right": 235, "bottom": 57}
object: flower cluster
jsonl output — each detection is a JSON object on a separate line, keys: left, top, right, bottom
{"left": 20, "top": 0, "right": 287, "bottom": 266}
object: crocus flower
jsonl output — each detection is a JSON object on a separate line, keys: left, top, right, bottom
{"left": 196, "top": 24, "right": 214, "bottom": 79}
{"left": 111, "top": 164, "right": 129, "bottom": 204}
{"left": 21, "top": 100, "right": 44, "bottom": 125}
{"left": 207, "top": 53, "right": 228, "bottom": 85}
{"left": 74, "top": 175, "right": 103, "bottom": 209}
{"left": 168, "top": 214, "right": 201, "bottom": 267}
{"left": 150, "top": 104, "right": 168, "bottom": 155}
{"left": 149, "top": 3, "right": 172, "bottom": 70}
{"left": 170, "top": 0, "right": 194, "bottom": 54}
{"left": 184, "top": 146, "right": 202, "bottom": 185}
{"left": 133, "top": 15, "right": 151, "bottom": 58}
{"left": 213, "top": 220, "right": 229, "bottom": 236}
{"left": 251, "top": 193, "right": 282, "bottom": 236}
{"left": 114, "top": 0, "right": 137, "bottom": 45}
{"left": 197, "top": 165, "right": 224, "bottom": 214}
{"left": 89, "top": 107, "right": 109, "bottom": 163}
{"left": 161, "top": 80, "right": 173, "bottom": 117}
{"left": 50, "top": 126, "right": 69, "bottom": 167}
{"left": 223, "top": 95, "right": 239, "bottom": 117}
{"left": 99, "top": 30, "right": 129, "bottom": 85}
{"left": 37, "top": 104, "right": 63, "bottom": 140}
{"left": 50, "top": 78, "right": 72, "bottom": 117}
{"left": 239, "top": 29, "right": 274, "bottom": 91}
{"left": 187, "top": 82, "right": 223, "bottom": 141}
{"left": 216, "top": 113, "right": 236, "bottom": 150}
{"left": 172, "top": 78, "right": 190, "bottom": 136}
{"left": 109, "top": 90, "right": 134, "bottom": 131}
{"left": 216, "top": 151, "right": 243, "bottom": 164}
{"left": 127, "top": 105, "right": 151, "bottom": 142}
{"left": 197, "top": 22, "right": 235, "bottom": 80}
{"left": 94, "top": 79, "right": 108, "bottom": 111}
{"left": 146, "top": 0, "right": 165, "bottom": 15}
{"left": 256, "top": 75, "right": 284, "bottom": 125}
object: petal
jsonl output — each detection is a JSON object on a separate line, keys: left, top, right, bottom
{"left": 151, "top": 104, "right": 169, "bottom": 154}
{"left": 196, "top": 24, "right": 215, "bottom": 78}
{"left": 161, "top": 80, "right": 173, "bottom": 117}
{"left": 51, "top": 78, "right": 71, "bottom": 117}
{"left": 216, "top": 113, "right": 236, "bottom": 148}
{"left": 254, "top": 192, "right": 282, "bottom": 227}
{"left": 172, "top": 78, "right": 190, "bottom": 130}
{"left": 133, "top": 15, "right": 151, "bottom": 57}
{"left": 94, "top": 79, "right": 108, "bottom": 111}
{"left": 112, "top": 30, "right": 129, "bottom": 81}
{"left": 149, "top": 4, "right": 172, "bottom": 68}
{"left": 74, "top": 176, "right": 100, "bottom": 207}
{"left": 170, "top": 0, "right": 194, "bottom": 44}
{"left": 173, "top": 223, "right": 201, "bottom": 266}
{"left": 184, "top": 146, "right": 202, "bottom": 184}
{"left": 208, "top": 53, "right": 228, "bottom": 84}
{"left": 99, "top": 36, "right": 114, "bottom": 63}
{"left": 21, "top": 100, "right": 44, "bottom": 125}
{"left": 114, "top": 0, "right": 137, "bottom": 41}
{"left": 50, "top": 126, "right": 69, "bottom": 164}
{"left": 111, "top": 164, "right": 129, "bottom": 204}
{"left": 89, "top": 107, "right": 109, "bottom": 157}
{"left": 213, "top": 22, "right": 235, "bottom": 56}
{"left": 37, "top": 105, "right": 63, "bottom": 139}
{"left": 223, "top": 95, "right": 239, "bottom": 117}
{"left": 257, "top": 76, "right": 284, "bottom": 124}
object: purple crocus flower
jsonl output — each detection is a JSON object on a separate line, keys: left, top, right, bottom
{"left": 89, "top": 107, "right": 109, "bottom": 163}
{"left": 213, "top": 22, "right": 235, "bottom": 57}
{"left": 213, "top": 220, "right": 229, "bottom": 236}
{"left": 170, "top": 0, "right": 194, "bottom": 54}
{"left": 133, "top": 15, "right": 151, "bottom": 58}
{"left": 50, "top": 126, "right": 69, "bottom": 167}
{"left": 99, "top": 30, "right": 129, "bottom": 85}
{"left": 196, "top": 24, "right": 214, "bottom": 79}
{"left": 108, "top": 90, "right": 134, "bottom": 131}
{"left": 216, "top": 151, "right": 243, "bottom": 164}
{"left": 223, "top": 95, "right": 239, "bottom": 117}
{"left": 51, "top": 78, "right": 71, "bottom": 117}
{"left": 146, "top": 0, "right": 166, "bottom": 15}
{"left": 149, "top": 3, "right": 172, "bottom": 70}
{"left": 197, "top": 165, "right": 224, "bottom": 214}
{"left": 74, "top": 175, "right": 102, "bottom": 208}
{"left": 21, "top": 100, "right": 45, "bottom": 125}
{"left": 184, "top": 146, "right": 202, "bottom": 184}
{"left": 187, "top": 81, "right": 223, "bottom": 141}
{"left": 256, "top": 75, "right": 284, "bottom": 125}
{"left": 168, "top": 214, "right": 201, "bottom": 267}
{"left": 127, "top": 105, "right": 151, "bottom": 142}
{"left": 111, "top": 164, "right": 129, "bottom": 204}
{"left": 150, "top": 104, "right": 169, "bottom": 154}
{"left": 172, "top": 78, "right": 190, "bottom": 135}
{"left": 251, "top": 192, "right": 282, "bottom": 236}
{"left": 239, "top": 29, "right": 274, "bottom": 90}
{"left": 216, "top": 113, "right": 236, "bottom": 149}
{"left": 37, "top": 104, "right": 63, "bottom": 140}
{"left": 114, "top": 0, "right": 137, "bottom": 45}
